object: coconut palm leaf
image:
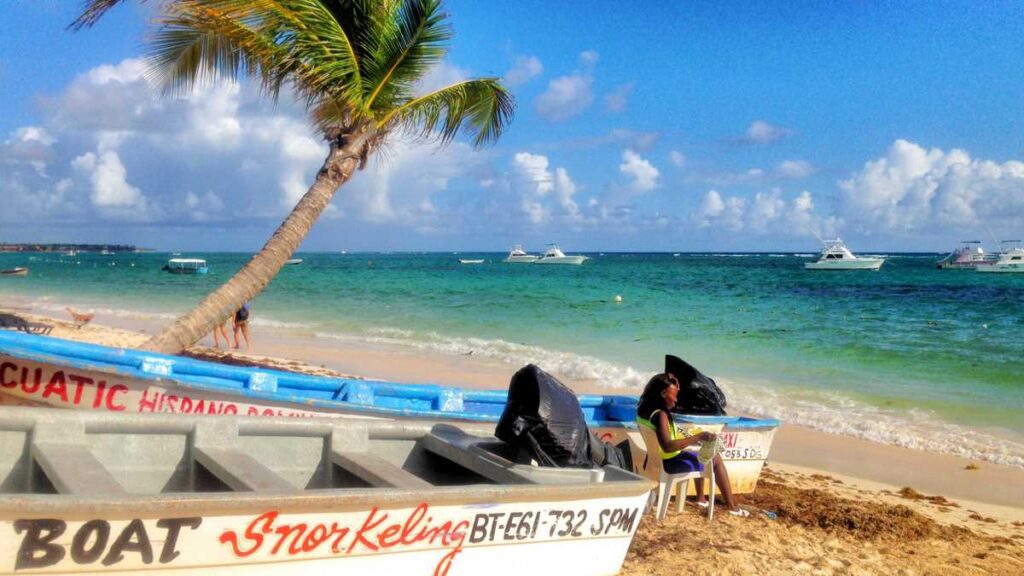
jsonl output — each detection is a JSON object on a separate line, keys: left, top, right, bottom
{"left": 364, "top": 0, "right": 450, "bottom": 110}
{"left": 383, "top": 78, "right": 513, "bottom": 147}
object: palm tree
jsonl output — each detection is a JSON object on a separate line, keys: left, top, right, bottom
{"left": 72, "top": 0, "right": 513, "bottom": 354}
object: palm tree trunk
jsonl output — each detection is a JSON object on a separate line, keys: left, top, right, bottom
{"left": 141, "top": 122, "right": 375, "bottom": 354}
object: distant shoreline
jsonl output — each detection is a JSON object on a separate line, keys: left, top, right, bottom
{"left": 0, "top": 243, "right": 146, "bottom": 253}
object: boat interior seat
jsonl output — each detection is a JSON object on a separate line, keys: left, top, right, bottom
{"left": 193, "top": 446, "right": 297, "bottom": 492}
{"left": 29, "top": 422, "right": 128, "bottom": 496}
{"left": 331, "top": 450, "right": 432, "bottom": 489}
{"left": 421, "top": 424, "right": 535, "bottom": 485}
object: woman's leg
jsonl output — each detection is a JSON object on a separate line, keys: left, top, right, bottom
{"left": 711, "top": 454, "right": 738, "bottom": 510}
{"left": 693, "top": 478, "right": 707, "bottom": 503}
{"left": 232, "top": 321, "right": 241, "bottom": 349}
{"left": 240, "top": 321, "right": 251, "bottom": 351}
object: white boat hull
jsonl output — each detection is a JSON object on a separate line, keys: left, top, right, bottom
{"left": 805, "top": 258, "right": 884, "bottom": 270}
{"left": 535, "top": 256, "right": 587, "bottom": 265}
{"left": 976, "top": 264, "right": 1024, "bottom": 273}
{"left": 504, "top": 256, "right": 538, "bottom": 263}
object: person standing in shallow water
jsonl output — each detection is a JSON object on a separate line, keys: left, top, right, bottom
{"left": 637, "top": 372, "right": 749, "bottom": 516}
{"left": 233, "top": 303, "right": 251, "bottom": 352}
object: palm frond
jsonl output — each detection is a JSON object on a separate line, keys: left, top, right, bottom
{"left": 364, "top": 0, "right": 451, "bottom": 110}
{"left": 383, "top": 78, "right": 514, "bottom": 148}
{"left": 70, "top": 0, "right": 135, "bottom": 31}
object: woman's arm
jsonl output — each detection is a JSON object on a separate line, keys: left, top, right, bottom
{"left": 655, "top": 411, "right": 714, "bottom": 452}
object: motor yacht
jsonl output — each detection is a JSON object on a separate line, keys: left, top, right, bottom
{"left": 976, "top": 240, "right": 1024, "bottom": 273}
{"left": 535, "top": 244, "right": 587, "bottom": 265}
{"left": 504, "top": 245, "right": 539, "bottom": 263}
{"left": 804, "top": 239, "right": 884, "bottom": 270}
{"left": 936, "top": 241, "right": 997, "bottom": 269}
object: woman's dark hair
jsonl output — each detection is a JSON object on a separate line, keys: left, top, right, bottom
{"left": 637, "top": 373, "right": 675, "bottom": 421}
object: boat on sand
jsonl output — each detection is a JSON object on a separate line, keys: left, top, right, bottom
{"left": 0, "top": 330, "right": 780, "bottom": 495}
{"left": 0, "top": 406, "right": 650, "bottom": 575}
{"left": 0, "top": 268, "right": 27, "bottom": 277}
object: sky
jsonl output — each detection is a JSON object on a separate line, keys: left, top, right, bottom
{"left": 3, "top": 1, "right": 1024, "bottom": 252}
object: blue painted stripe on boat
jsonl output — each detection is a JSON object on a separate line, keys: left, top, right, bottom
{"left": 0, "top": 330, "right": 781, "bottom": 430}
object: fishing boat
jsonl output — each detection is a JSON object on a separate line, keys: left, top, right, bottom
{"left": 0, "top": 268, "right": 27, "bottom": 277}
{"left": 0, "top": 331, "right": 780, "bottom": 494}
{"left": 284, "top": 258, "right": 303, "bottom": 265}
{"left": 0, "top": 406, "right": 650, "bottom": 575}
{"left": 162, "top": 258, "right": 209, "bottom": 274}
{"left": 976, "top": 240, "right": 1024, "bottom": 273}
{"left": 936, "top": 241, "right": 997, "bottom": 269}
{"left": 458, "top": 259, "right": 485, "bottom": 264}
{"left": 804, "top": 239, "right": 884, "bottom": 270}
{"left": 504, "top": 245, "right": 538, "bottom": 263}
{"left": 535, "top": 245, "right": 587, "bottom": 265}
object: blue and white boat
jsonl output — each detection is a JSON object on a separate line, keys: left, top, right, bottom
{"left": 0, "top": 330, "right": 779, "bottom": 493}
{"left": 162, "top": 258, "right": 209, "bottom": 274}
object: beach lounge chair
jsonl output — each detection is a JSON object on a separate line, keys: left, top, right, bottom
{"left": 637, "top": 422, "right": 716, "bottom": 521}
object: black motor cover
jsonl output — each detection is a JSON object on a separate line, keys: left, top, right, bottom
{"left": 495, "top": 364, "right": 593, "bottom": 468}
{"left": 665, "top": 354, "right": 728, "bottom": 416}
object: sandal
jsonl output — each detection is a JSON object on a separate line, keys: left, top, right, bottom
{"left": 695, "top": 501, "right": 710, "bottom": 509}
{"left": 728, "top": 508, "right": 751, "bottom": 517}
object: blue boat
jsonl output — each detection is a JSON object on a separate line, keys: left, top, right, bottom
{"left": 0, "top": 330, "right": 779, "bottom": 492}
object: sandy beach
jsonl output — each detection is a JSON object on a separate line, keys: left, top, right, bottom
{"left": 1, "top": 306, "right": 1022, "bottom": 573}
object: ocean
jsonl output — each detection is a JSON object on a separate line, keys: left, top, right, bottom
{"left": 1, "top": 250, "right": 1022, "bottom": 468}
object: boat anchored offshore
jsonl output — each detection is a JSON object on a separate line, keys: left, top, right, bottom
{"left": 458, "top": 259, "right": 485, "bottom": 264}
{"left": 937, "top": 241, "right": 997, "bottom": 269}
{"left": 162, "top": 258, "right": 208, "bottom": 274}
{"left": 535, "top": 244, "right": 587, "bottom": 265}
{"left": 504, "top": 245, "right": 538, "bottom": 263}
{"left": 284, "top": 258, "right": 303, "bottom": 265}
{"left": 0, "top": 406, "right": 650, "bottom": 575}
{"left": 0, "top": 331, "right": 780, "bottom": 495}
{"left": 976, "top": 240, "right": 1024, "bottom": 273}
{"left": 804, "top": 239, "right": 884, "bottom": 270}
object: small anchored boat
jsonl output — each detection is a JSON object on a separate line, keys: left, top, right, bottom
{"left": 535, "top": 245, "right": 587, "bottom": 265}
{"left": 0, "top": 331, "right": 780, "bottom": 495}
{"left": 504, "top": 245, "right": 538, "bottom": 263}
{"left": 0, "top": 406, "right": 650, "bottom": 575}
{"left": 804, "top": 239, "right": 884, "bottom": 270}
{"left": 0, "top": 268, "right": 27, "bottom": 277}
{"left": 458, "top": 259, "right": 485, "bottom": 264}
{"left": 976, "top": 240, "right": 1024, "bottom": 273}
{"left": 936, "top": 241, "right": 997, "bottom": 269}
{"left": 284, "top": 258, "right": 303, "bottom": 265}
{"left": 162, "top": 258, "right": 208, "bottom": 274}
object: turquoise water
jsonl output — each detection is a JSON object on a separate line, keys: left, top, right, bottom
{"left": 1, "top": 251, "right": 1022, "bottom": 466}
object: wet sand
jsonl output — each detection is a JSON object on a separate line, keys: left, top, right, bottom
{"left": 2, "top": 306, "right": 1022, "bottom": 574}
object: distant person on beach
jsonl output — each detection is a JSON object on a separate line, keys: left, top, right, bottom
{"left": 637, "top": 372, "right": 748, "bottom": 516}
{"left": 233, "top": 303, "right": 251, "bottom": 352}
{"left": 212, "top": 317, "right": 230, "bottom": 349}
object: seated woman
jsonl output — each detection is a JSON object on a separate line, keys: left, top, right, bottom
{"left": 637, "top": 372, "right": 748, "bottom": 516}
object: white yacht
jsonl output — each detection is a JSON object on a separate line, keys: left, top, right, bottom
{"left": 804, "top": 239, "right": 884, "bottom": 270}
{"left": 936, "top": 241, "right": 997, "bottom": 269}
{"left": 976, "top": 241, "right": 1024, "bottom": 273}
{"left": 504, "top": 245, "right": 539, "bottom": 263}
{"left": 535, "top": 244, "right": 587, "bottom": 265}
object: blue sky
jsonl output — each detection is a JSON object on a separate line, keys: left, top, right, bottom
{"left": 3, "top": 1, "right": 1024, "bottom": 252}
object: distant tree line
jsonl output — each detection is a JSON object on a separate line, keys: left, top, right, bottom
{"left": 0, "top": 243, "right": 144, "bottom": 253}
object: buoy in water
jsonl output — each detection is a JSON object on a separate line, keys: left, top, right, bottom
{"left": 614, "top": 295, "right": 622, "bottom": 303}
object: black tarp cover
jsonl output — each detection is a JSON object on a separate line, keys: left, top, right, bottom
{"left": 665, "top": 354, "right": 728, "bottom": 416}
{"left": 495, "top": 364, "right": 593, "bottom": 468}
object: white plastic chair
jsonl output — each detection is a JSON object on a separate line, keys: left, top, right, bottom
{"left": 637, "top": 423, "right": 715, "bottom": 521}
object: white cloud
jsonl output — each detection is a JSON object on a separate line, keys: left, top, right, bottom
{"left": 504, "top": 55, "right": 543, "bottom": 87}
{"left": 839, "top": 139, "right": 1024, "bottom": 232}
{"left": 534, "top": 51, "right": 598, "bottom": 122}
{"left": 619, "top": 149, "right": 659, "bottom": 192}
{"left": 695, "top": 188, "right": 834, "bottom": 236}
{"left": 604, "top": 82, "right": 635, "bottom": 113}
{"left": 415, "top": 61, "right": 470, "bottom": 95}
{"left": 777, "top": 159, "right": 815, "bottom": 179}
{"left": 668, "top": 150, "right": 686, "bottom": 168}
{"left": 744, "top": 120, "right": 792, "bottom": 144}
{"left": 509, "top": 152, "right": 583, "bottom": 224}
